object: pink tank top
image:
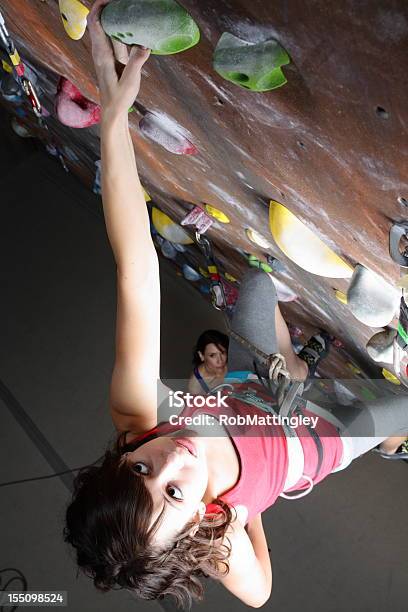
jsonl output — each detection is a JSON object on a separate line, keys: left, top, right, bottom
{"left": 131, "top": 383, "right": 343, "bottom": 522}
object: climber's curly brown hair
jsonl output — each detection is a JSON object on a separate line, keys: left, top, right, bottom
{"left": 63, "top": 431, "right": 234, "bottom": 608}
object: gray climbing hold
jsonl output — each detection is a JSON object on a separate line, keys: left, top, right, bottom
{"left": 10, "top": 117, "right": 34, "bottom": 138}
{"left": 366, "top": 329, "right": 396, "bottom": 365}
{"left": 389, "top": 222, "right": 408, "bottom": 268}
{"left": 213, "top": 32, "right": 290, "bottom": 92}
{"left": 347, "top": 265, "right": 400, "bottom": 328}
{"left": 172, "top": 242, "right": 187, "bottom": 253}
{"left": 0, "top": 73, "right": 23, "bottom": 103}
{"left": 333, "top": 380, "right": 358, "bottom": 406}
{"left": 182, "top": 263, "right": 201, "bottom": 281}
{"left": 266, "top": 255, "right": 286, "bottom": 273}
{"left": 161, "top": 239, "right": 178, "bottom": 259}
{"left": 101, "top": 0, "right": 200, "bottom": 55}
{"left": 93, "top": 160, "right": 102, "bottom": 195}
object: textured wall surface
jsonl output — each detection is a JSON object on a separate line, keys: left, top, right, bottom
{"left": 1, "top": 0, "right": 407, "bottom": 382}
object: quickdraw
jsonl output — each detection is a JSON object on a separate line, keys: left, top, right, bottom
{"left": 195, "top": 231, "right": 227, "bottom": 311}
{"left": 181, "top": 206, "right": 227, "bottom": 310}
{"left": 0, "top": 10, "right": 42, "bottom": 118}
{"left": 0, "top": 9, "right": 68, "bottom": 172}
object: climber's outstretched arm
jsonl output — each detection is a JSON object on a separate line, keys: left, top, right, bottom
{"left": 88, "top": 0, "right": 159, "bottom": 433}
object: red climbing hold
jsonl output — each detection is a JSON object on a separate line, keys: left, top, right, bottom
{"left": 139, "top": 111, "right": 197, "bottom": 155}
{"left": 222, "top": 279, "right": 239, "bottom": 307}
{"left": 55, "top": 77, "right": 101, "bottom": 128}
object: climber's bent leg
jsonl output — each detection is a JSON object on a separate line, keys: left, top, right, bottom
{"left": 228, "top": 270, "right": 307, "bottom": 380}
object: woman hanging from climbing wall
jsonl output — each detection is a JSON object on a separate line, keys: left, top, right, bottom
{"left": 188, "top": 329, "right": 229, "bottom": 394}
{"left": 64, "top": 1, "right": 408, "bottom": 608}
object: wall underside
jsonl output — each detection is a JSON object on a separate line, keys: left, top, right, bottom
{"left": 1, "top": 0, "right": 407, "bottom": 386}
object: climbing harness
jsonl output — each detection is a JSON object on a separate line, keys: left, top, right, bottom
{"left": 208, "top": 382, "right": 323, "bottom": 499}
{"left": 0, "top": 9, "right": 68, "bottom": 171}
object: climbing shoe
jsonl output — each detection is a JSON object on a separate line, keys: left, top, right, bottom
{"left": 373, "top": 440, "right": 408, "bottom": 461}
{"left": 298, "top": 331, "right": 331, "bottom": 378}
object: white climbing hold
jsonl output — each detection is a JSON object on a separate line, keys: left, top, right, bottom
{"left": 366, "top": 329, "right": 396, "bottom": 365}
{"left": 347, "top": 265, "right": 400, "bottom": 328}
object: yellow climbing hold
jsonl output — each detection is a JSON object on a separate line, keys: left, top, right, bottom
{"left": 199, "top": 267, "right": 209, "bottom": 278}
{"left": 59, "top": 0, "right": 89, "bottom": 41}
{"left": 225, "top": 272, "right": 237, "bottom": 282}
{"left": 246, "top": 228, "right": 272, "bottom": 249}
{"left": 382, "top": 368, "right": 401, "bottom": 385}
{"left": 269, "top": 200, "right": 353, "bottom": 278}
{"left": 142, "top": 187, "right": 151, "bottom": 202}
{"left": 2, "top": 60, "right": 12, "bottom": 73}
{"left": 205, "top": 204, "right": 230, "bottom": 223}
{"left": 152, "top": 207, "right": 193, "bottom": 245}
{"left": 335, "top": 290, "right": 348, "bottom": 305}
{"left": 347, "top": 362, "right": 362, "bottom": 375}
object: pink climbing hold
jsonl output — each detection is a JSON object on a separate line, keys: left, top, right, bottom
{"left": 139, "top": 111, "right": 197, "bottom": 155}
{"left": 55, "top": 77, "right": 101, "bottom": 128}
{"left": 181, "top": 205, "right": 213, "bottom": 234}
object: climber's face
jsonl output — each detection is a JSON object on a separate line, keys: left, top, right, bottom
{"left": 123, "top": 435, "right": 208, "bottom": 545}
{"left": 200, "top": 343, "right": 227, "bottom": 371}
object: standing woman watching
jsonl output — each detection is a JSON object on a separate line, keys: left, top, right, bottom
{"left": 64, "top": 2, "right": 408, "bottom": 609}
{"left": 188, "top": 330, "right": 229, "bottom": 394}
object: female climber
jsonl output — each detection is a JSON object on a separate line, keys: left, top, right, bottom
{"left": 64, "top": 1, "right": 408, "bottom": 608}
{"left": 188, "top": 329, "right": 229, "bottom": 394}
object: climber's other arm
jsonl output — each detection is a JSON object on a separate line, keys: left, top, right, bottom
{"left": 88, "top": 0, "right": 158, "bottom": 433}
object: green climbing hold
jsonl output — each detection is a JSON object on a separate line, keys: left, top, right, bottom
{"left": 360, "top": 387, "right": 377, "bottom": 402}
{"left": 247, "top": 254, "right": 273, "bottom": 274}
{"left": 213, "top": 32, "right": 290, "bottom": 92}
{"left": 101, "top": 0, "right": 200, "bottom": 55}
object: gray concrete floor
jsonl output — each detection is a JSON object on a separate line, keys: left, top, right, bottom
{"left": 0, "top": 107, "right": 407, "bottom": 612}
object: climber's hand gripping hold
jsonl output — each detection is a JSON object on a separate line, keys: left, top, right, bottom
{"left": 87, "top": 0, "right": 150, "bottom": 117}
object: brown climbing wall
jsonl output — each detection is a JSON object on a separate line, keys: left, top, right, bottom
{"left": 1, "top": 0, "right": 407, "bottom": 382}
